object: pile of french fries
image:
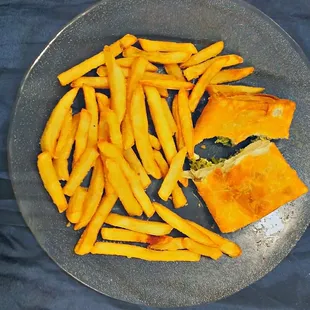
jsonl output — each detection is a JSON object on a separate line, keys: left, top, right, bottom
{"left": 36, "top": 34, "right": 257, "bottom": 261}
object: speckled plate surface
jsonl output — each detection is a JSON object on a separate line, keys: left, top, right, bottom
{"left": 8, "top": 0, "right": 310, "bottom": 307}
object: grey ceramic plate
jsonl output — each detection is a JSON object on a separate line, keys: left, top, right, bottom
{"left": 8, "top": 0, "right": 310, "bottom": 308}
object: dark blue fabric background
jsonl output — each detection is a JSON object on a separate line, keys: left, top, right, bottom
{"left": 0, "top": 1, "right": 309, "bottom": 309}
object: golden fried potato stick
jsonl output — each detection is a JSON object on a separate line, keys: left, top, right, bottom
{"left": 144, "top": 86, "right": 177, "bottom": 163}
{"left": 63, "top": 148, "right": 99, "bottom": 196}
{"left": 210, "top": 67, "right": 255, "bottom": 84}
{"left": 100, "top": 107, "right": 123, "bottom": 149}
{"left": 149, "top": 134, "right": 161, "bottom": 150}
{"left": 148, "top": 237, "right": 185, "bottom": 251}
{"left": 66, "top": 186, "right": 88, "bottom": 224}
{"left": 123, "top": 46, "right": 191, "bottom": 64}
{"left": 153, "top": 202, "right": 216, "bottom": 247}
{"left": 71, "top": 77, "right": 110, "bottom": 89}
{"left": 98, "top": 112, "right": 109, "bottom": 141}
{"left": 180, "top": 41, "right": 224, "bottom": 68}
{"left": 157, "top": 87, "right": 169, "bottom": 97}
{"left": 96, "top": 93, "right": 110, "bottom": 110}
{"left": 57, "top": 34, "right": 137, "bottom": 86}
{"left": 153, "top": 150, "right": 169, "bottom": 175}
{"left": 74, "top": 158, "right": 105, "bottom": 230}
{"left": 104, "top": 46, "right": 127, "bottom": 123}
{"left": 101, "top": 228, "right": 170, "bottom": 244}
{"left": 123, "top": 148, "right": 151, "bottom": 189}
{"left": 182, "top": 238, "right": 223, "bottom": 260}
{"left": 53, "top": 113, "right": 80, "bottom": 181}
{"left": 41, "top": 87, "right": 79, "bottom": 154}
{"left": 178, "top": 89, "right": 194, "bottom": 158}
{"left": 74, "top": 193, "right": 118, "bottom": 255}
{"left": 54, "top": 109, "right": 72, "bottom": 158}
{"left": 97, "top": 66, "right": 129, "bottom": 77}
{"left": 37, "top": 152, "right": 68, "bottom": 212}
{"left": 171, "top": 95, "right": 185, "bottom": 151}
{"left": 73, "top": 109, "right": 91, "bottom": 164}
{"left": 183, "top": 54, "right": 243, "bottom": 81}
{"left": 102, "top": 159, "right": 115, "bottom": 195}
{"left": 106, "top": 159, "right": 143, "bottom": 216}
{"left": 189, "top": 57, "right": 228, "bottom": 112}
{"left": 97, "top": 66, "right": 166, "bottom": 78}
{"left": 158, "top": 147, "right": 187, "bottom": 201}
{"left": 130, "top": 85, "right": 161, "bottom": 179}
{"left": 91, "top": 242, "right": 200, "bottom": 261}
{"left": 98, "top": 142, "right": 155, "bottom": 217}
{"left": 186, "top": 220, "right": 242, "bottom": 257}
{"left": 83, "top": 85, "right": 98, "bottom": 148}
{"left": 115, "top": 57, "right": 158, "bottom": 71}
{"left": 105, "top": 213, "right": 173, "bottom": 236}
{"left": 206, "top": 85, "right": 264, "bottom": 95}
{"left": 139, "top": 38, "right": 198, "bottom": 54}
{"left": 144, "top": 72, "right": 176, "bottom": 80}
{"left": 164, "top": 64, "right": 186, "bottom": 81}
{"left": 121, "top": 114, "right": 135, "bottom": 150}
{"left": 140, "top": 79, "right": 194, "bottom": 90}
{"left": 161, "top": 98, "right": 177, "bottom": 135}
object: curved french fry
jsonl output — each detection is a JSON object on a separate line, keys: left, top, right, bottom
{"left": 148, "top": 237, "right": 185, "bottom": 251}
{"left": 206, "top": 85, "right": 264, "bottom": 95}
{"left": 73, "top": 109, "right": 91, "bottom": 164}
{"left": 158, "top": 147, "right": 187, "bottom": 201}
{"left": 140, "top": 79, "right": 194, "bottom": 90}
{"left": 153, "top": 202, "right": 216, "bottom": 247}
{"left": 164, "top": 64, "right": 186, "bottom": 81}
{"left": 210, "top": 67, "right": 255, "bottom": 84}
{"left": 91, "top": 242, "right": 200, "bottom": 261}
{"left": 105, "top": 213, "right": 173, "bottom": 236}
{"left": 183, "top": 238, "right": 223, "bottom": 260}
{"left": 63, "top": 148, "right": 99, "bottom": 197}
{"left": 41, "top": 87, "right": 79, "bottom": 154}
{"left": 74, "top": 158, "right": 105, "bottom": 230}
{"left": 106, "top": 159, "right": 143, "bottom": 216}
{"left": 54, "top": 110, "right": 72, "bottom": 158}
{"left": 180, "top": 41, "right": 224, "bottom": 68}
{"left": 66, "top": 186, "right": 88, "bottom": 224}
{"left": 37, "top": 152, "right": 67, "bottom": 212}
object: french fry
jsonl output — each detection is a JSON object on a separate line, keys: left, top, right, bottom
{"left": 63, "top": 148, "right": 99, "bottom": 196}
{"left": 210, "top": 67, "right": 255, "bottom": 84}
{"left": 144, "top": 86, "right": 177, "bottom": 163}
{"left": 178, "top": 89, "right": 194, "bottom": 158}
{"left": 54, "top": 110, "right": 72, "bottom": 158}
{"left": 123, "top": 46, "right": 191, "bottom": 64}
{"left": 115, "top": 57, "right": 158, "bottom": 71}
{"left": 91, "top": 242, "right": 200, "bottom": 261}
{"left": 41, "top": 87, "right": 79, "bottom": 154}
{"left": 104, "top": 46, "right": 126, "bottom": 123}
{"left": 121, "top": 114, "right": 134, "bottom": 150}
{"left": 153, "top": 150, "right": 169, "bottom": 175}
{"left": 98, "top": 142, "right": 155, "bottom": 217}
{"left": 153, "top": 202, "right": 216, "bottom": 247}
{"left": 100, "top": 108, "right": 123, "bottom": 149}
{"left": 130, "top": 85, "right": 161, "bottom": 179}
{"left": 171, "top": 185, "right": 187, "bottom": 208}
{"left": 37, "top": 152, "right": 67, "bottom": 212}
{"left": 97, "top": 66, "right": 166, "bottom": 78}
{"left": 105, "top": 213, "right": 173, "bottom": 236}
{"left": 74, "top": 158, "right": 105, "bottom": 230}
{"left": 206, "top": 85, "right": 265, "bottom": 95}
{"left": 172, "top": 95, "right": 185, "bottom": 151}
{"left": 101, "top": 228, "right": 170, "bottom": 244}
{"left": 123, "top": 148, "right": 151, "bottom": 189}
{"left": 149, "top": 134, "right": 161, "bottom": 150}
{"left": 180, "top": 41, "right": 224, "bottom": 68}
{"left": 106, "top": 159, "right": 143, "bottom": 216}
{"left": 96, "top": 93, "right": 110, "bottom": 110}
{"left": 98, "top": 110, "right": 109, "bottom": 142}
{"left": 161, "top": 98, "right": 177, "bottom": 135}
{"left": 57, "top": 34, "right": 137, "bottom": 86}
{"left": 148, "top": 237, "right": 185, "bottom": 250}
{"left": 140, "top": 79, "right": 194, "bottom": 90}
{"left": 139, "top": 38, "right": 198, "bottom": 54}
{"left": 164, "top": 64, "right": 186, "bottom": 81}
{"left": 183, "top": 238, "right": 223, "bottom": 260}
{"left": 83, "top": 85, "right": 98, "bottom": 148}
{"left": 53, "top": 113, "right": 80, "bottom": 181}
{"left": 189, "top": 57, "right": 228, "bottom": 112}
{"left": 74, "top": 193, "right": 118, "bottom": 255}
{"left": 97, "top": 65, "right": 129, "bottom": 78}
{"left": 183, "top": 54, "right": 243, "bottom": 81}
{"left": 157, "top": 87, "right": 169, "bottom": 97}
{"left": 186, "top": 220, "right": 242, "bottom": 257}
{"left": 71, "top": 77, "right": 110, "bottom": 89}
{"left": 73, "top": 109, "right": 91, "bottom": 164}
{"left": 144, "top": 72, "right": 176, "bottom": 80}
{"left": 102, "top": 160, "right": 115, "bottom": 195}
{"left": 66, "top": 186, "right": 88, "bottom": 224}
{"left": 158, "top": 147, "right": 187, "bottom": 201}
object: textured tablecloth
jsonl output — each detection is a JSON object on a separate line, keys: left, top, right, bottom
{"left": 0, "top": 1, "right": 310, "bottom": 309}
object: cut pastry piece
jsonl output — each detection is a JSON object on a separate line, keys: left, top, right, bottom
{"left": 194, "top": 94, "right": 296, "bottom": 145}
{"left": 185, "top": 140, "right": 308, "bottom": 233}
